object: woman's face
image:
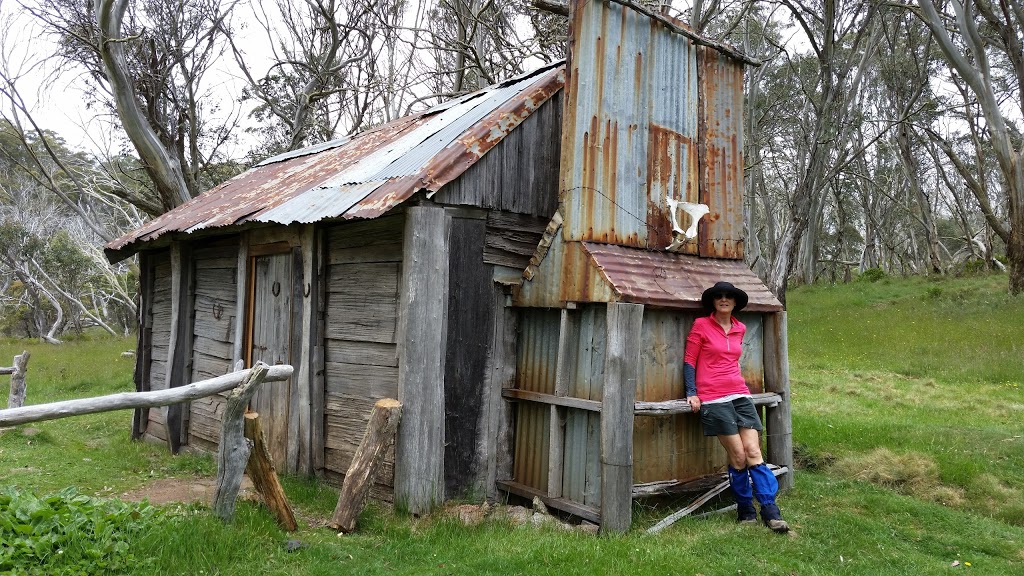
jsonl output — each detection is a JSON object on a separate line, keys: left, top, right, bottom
{"left": 713, "top": 293, "right": 736, "bottom": 315}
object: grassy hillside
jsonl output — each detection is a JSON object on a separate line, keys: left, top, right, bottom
{"left": 2, "top": 273, "right": 1023, "bottom": 575}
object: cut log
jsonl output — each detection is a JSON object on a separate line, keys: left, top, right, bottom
{"left": 212, "top": 363, "right": 268, "bottom": 522}
{"left": 244, "top": 412, "right": 298, "bottom": 531}
{"left": 329, "top": 398, "right": 402, "bottom": 533}
{"left": 6, "top": 351, "right": 29, "bottom": 409}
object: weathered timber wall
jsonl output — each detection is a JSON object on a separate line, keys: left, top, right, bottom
{"left": 442, "top": 217, "right": 494, "bottom": 498}
{"left": 439, "top": 92, "right": 563, "bottom": 218}
{"left": 145, "top": 250, "right": 172, "bottom": 444}
{"left": 322, "top": 214, "right": 404, "bottom": 499}
{"left": 188, "top": 240, "right": 240, "bottom": 451}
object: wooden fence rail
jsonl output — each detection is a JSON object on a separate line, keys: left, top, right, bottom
{"left": 0, "top": 364, "right": 291, "bottom": 427}
{"left": 0, "top": 362, "right": 294, "bottom": 528}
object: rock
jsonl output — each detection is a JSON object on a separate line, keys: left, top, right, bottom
{"left": 531, "top": 496, "right": 550, "bottom": 515}
{"left": 121, "top": 351, "right": 136, "bottom": 358}
{"left": 578, "top": 521, "right": 600, "bottom": 534}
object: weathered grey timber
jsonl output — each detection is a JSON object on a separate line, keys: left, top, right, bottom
{"left": 483, "top": 288, "right": 517, "bottom": 500}
{"left": 146, "top": 252, "right": 172, "bottom": 443}
{"left": 548, "top": 309, "right": 578, "bottom": 498}
{"left": 330, "top": 398, "right": 403, "bottom": 533}
{"left": 231, "top": 234, "right": 249, "bottom": 367}
{"left": 212, "top": 363, "right": 269, "bottom": 522}
{"left": 5, "top": 351, "right": 30, "bottom": 409}
{"left": 294, "top": 225, "right": 317, "bottom": 476}
{"left": 634, "top": 393, "right": 781, "bottom": 415}
{"left": 600, "top": 303, "right": 644, "bottom": 534}
{"left": 394, "top": 205, "right": 450, "bottom": 514}
{"left": 764, "top": 312, "right": 794, "bottom": 490}
{"left": 0, "top": 365, "right": 291, "bottom": 427}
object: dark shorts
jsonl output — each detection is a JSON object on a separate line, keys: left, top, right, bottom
{"left": 700, "top": 396, "right": 762, "bottom": 437}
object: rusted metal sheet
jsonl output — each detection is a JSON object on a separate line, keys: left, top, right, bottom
{"left": 513, "top": 308, "right": 559, "bottom": 491}
{"left": 582, "top": 242, "right": 783, "bottom": 311}
{"left": 561, "top": 0, "right": 700, "bottom": 249}
{"left": 106, "top": 64, "right": 565, "bottom": 261}
{"left": 515, "top": 217, "right": 617, "bottom": 308}
{"left": 697, "top": 46, "right": 745, "bottom": 259}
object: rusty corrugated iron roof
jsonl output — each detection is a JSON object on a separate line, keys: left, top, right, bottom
{"left": 581, "top": 242, "right": 783, "bottom": 312}
{"left": 105, "top": 63, "right": 566, "bottom": 261}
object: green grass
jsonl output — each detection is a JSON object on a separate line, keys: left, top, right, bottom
{"left": 3, "top": 275, "right": 1024, "bottom": 575}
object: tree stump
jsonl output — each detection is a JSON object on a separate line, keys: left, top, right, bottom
{"left": 6, "top": 351, "right": 30, "bottom": 409}
{"left": 329, "top": 398, "right": 402, "bottom": 533}
{"left": 244, "top": 412, "right": 297, "bottom": 531}
{"left": 212, "top": 363, "right": 268, "bottom": 522}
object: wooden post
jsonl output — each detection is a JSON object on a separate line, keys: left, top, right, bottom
{"left": 394, "top": 205, "right": 450, "bottom": 515}
{"left": 165, "top": 242, "right": 195, "bottom": 453}
{"left": 244, "top": 412, "right": 298, "bottom": 531}
{"left": 548, "top": 308, "right": 578, "bottom": 498}
{"left": 212, "top": 363, "right": 269, "bottom": 522}
{"left": 600, "top": 302, "right": 643, "bottom": 534}
{"left": 329, "top": 398, "right": 403, "bottom": 533}
{"left": 6, "top": 351, "right": 30, "bottom": 409}
{"left": 483, "top": 289, "right": 517, "bottom": 500}
{"left": 764, "top": 311, "right": 794, "bottom": 490}
{"left": 133, "top": 252, "right": 154, "bottom": 439}
{"left": 231, "top": 234, "right": 249, "bottom": 368}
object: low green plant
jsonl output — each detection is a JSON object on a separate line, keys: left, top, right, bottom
{"left": 858, "top": 267, "right": 886, "bottom": 282}
{"left": 0, "top": 486, "right": 159, "bottom": 575}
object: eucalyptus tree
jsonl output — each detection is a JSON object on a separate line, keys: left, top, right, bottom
{"left": 24, "top": 0, "right": 243, "bottom": 215}
{"left": 763, "top": 0, "right": 881, "bottom": 303}
{"left": 915, "top": 0, "right": 1024, "bottom": 294}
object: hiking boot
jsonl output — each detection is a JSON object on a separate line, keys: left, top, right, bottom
{"left": 759, "top": 504, "right": 789, "bottom": 533}
{"left": 737, "top": 503, "right": 757, "bottom": 524}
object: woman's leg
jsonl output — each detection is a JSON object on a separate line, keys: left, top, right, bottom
{"left": 717, "top": 434, "right": 756, "bottom": 522}
{"left": 737, "top": 428, "right": 788, "bottom": 532}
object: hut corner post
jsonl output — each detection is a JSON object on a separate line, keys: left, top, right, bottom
{"left": 394, "top": 204, "right": 451, "bottom": 515}
{"left": 600, "top": 302, "right": 644, "bottom": 534}
{"left": 764, "top": 311, "right": 793, "bottom": 491}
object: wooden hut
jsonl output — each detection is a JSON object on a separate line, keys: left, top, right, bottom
{"left": 106, "top": 0, "right": 790, "bottom": 532}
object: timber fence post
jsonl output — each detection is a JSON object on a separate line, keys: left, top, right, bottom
{"left": 601, "top": 302, "right": 643, "bottom": 534}
{"left": 212, "top": 362, "right": 269, "bottom": 522}
{"left": 6, "top": 351, "right": 30, "bottom": 409}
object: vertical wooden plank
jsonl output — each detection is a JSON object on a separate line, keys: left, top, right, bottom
{"left": 231, "top": 234, "right": 249, "bottom": 368}
{"left": 132, "top": 252, "right": 153, "bottom": 439}
{"left": 312, "top": 228, "right": 327, "bottom": 475}
{"left": 442, "top": 218, "right": 493, "bottom": 499}
{"left": 547, "top": 308, "right": 578, "bottom": 498}
{"left": 484, "top": 289, "right": 517, "bottom": 500}
{"left": 394, "top": 204, "right": 451, "bottom": 514}
{"left": 165, "top": 242, "right": 194, "bottom": 454}
{"left": 600, "top": 302, "right": 643, "bottom": 534}
{"left": 287, "top": 245, "right": 305, "bottom": 474}
{"left": 764, "top": 311, "right": 793, "bottom": 491}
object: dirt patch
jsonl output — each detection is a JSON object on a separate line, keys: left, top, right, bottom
{"left": 120, "top": 476, "right": 255, "bottom": 506}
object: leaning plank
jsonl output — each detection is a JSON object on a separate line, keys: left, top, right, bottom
{"left": 329, "top": 398, "right": 403, "bottom": 533}
{"left": 0, "top": 365, "right": 293, "bottom": 427}
{"left": 645, "top": 466, "right": 790, "bottom": 534}
{"left": 6, "top": 351, "right": 30, "bottom": 409}
{"left": 244, "top": 412, "right": 298, "bottom": 531}
{"left": 212, "top": 363, "right": 269, "bottom": 522}
{"left": 646, "top": 480, "right": 729, "bottom": 534}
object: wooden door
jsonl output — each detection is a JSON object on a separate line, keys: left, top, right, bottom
{"left": 247, "top": 252, "right": 293, "bottom": 466}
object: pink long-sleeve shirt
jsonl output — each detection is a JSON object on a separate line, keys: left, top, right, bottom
{"left": 684, "top": 315, "right": 751, "bottom": 402}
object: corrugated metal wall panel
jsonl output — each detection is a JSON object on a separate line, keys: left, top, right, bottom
{"left": 698, "top": 46, "right": 745, "bottom": 259}
{"left": 561, "top": 0, "right": 701, "bottom": 250}
{"left": 515, "top": 308, "right": 560, "bottom": 394}
{"left": 562, "top": 0, "right": 653, "bottom": 247}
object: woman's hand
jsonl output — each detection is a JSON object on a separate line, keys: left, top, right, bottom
{"left": 686, "top": 395, "right": 701, "bottom": 412}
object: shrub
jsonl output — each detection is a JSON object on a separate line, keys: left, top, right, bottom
{"left": 858, "top": 267, "right": 886, "bottom": 283}
{"left": 0, "top": 487, "right": 159, "bottom": 575}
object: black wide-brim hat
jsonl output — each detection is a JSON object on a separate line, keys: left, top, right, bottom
{"left": 701, "top": 281, "right": 748, "bottom": 313}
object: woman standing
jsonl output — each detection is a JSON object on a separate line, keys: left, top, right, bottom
{"left": 684, "top": 281, "right": 789, "bottom": 533}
